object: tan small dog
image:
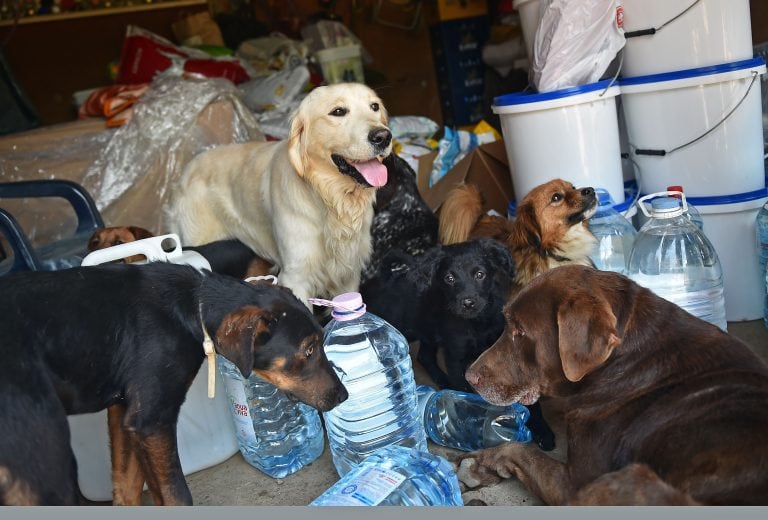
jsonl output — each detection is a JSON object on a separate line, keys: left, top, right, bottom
{"left": 167, "top": 83, "right": 392, "bottom": 306}
{"left": 438, "top": 179, "right": 597, "bottom": 286}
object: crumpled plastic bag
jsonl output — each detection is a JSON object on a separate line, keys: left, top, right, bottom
{"left": 239, "top": 64, "right": 309, "bottom": 113}
{"left": 236, "top": 34, "right": 310, "bottom": 76}
{"left": 429, "top": 122, "right": 499, "bottom": 187}
{"left": 531, "top": 0, "right": 625, "bottom": 92}
{"left": 81, "top": 75, "right": 264, "bottom": 233}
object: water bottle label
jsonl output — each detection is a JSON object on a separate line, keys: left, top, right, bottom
{"left": 221, "top": 377, "right": 258, "bottom": 445}
{"left": 317, "top": 467, "right": 405, "bottom": 506}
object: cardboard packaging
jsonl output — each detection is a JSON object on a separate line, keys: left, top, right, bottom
{"left": 416, "top": 139, "right": 515, "bottom": 215}
{"left": 437, "top": 0, "right": 489, "bottom": 21}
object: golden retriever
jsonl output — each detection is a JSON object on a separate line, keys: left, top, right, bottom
{"left": 438, "top": 179, "right": 597, "bottom": 286}
{"left": 167, "top": 83, "right": 392, "bottom": 305}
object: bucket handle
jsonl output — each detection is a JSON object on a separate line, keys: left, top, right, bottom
{"left": 633, "top": 70, "right": 760, "bottom": 157}
{"left": 637, "top": 190, "right": 687, "bottom": 218}
{"left": 624, "top": 0, "right": 701, "bottom": 39}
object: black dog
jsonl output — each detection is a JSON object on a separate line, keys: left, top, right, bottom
{"left": 362, "top": 239, "right": 556, "bottom": 451}
{"left": 0, "top": 263, "right": 346, "bottom": 505}
{"left": 363, "top": 153, "right": 438, "bottom": 284}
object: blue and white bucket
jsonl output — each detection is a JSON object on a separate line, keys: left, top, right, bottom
{"left": 493, "top": 80, "right": 625, "bottom": 205}
{"left": 637, "top": 185, "right": 768, "bottom": 321}
{"left": 619, "top": 57, "right": 767, "bottom": 198}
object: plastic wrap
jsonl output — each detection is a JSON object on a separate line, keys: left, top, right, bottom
{"left": 0, "top": 76, "right": 264, "bottom": 247}
{"left": 531, "top": 0, "right": 624, "bottom": 92}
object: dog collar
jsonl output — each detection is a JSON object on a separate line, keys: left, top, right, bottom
{"left": 545, "top": 250, "right": 572, "bottom": 263}
{"left": 199, "top": 302, "right": 216, "bottom": 399}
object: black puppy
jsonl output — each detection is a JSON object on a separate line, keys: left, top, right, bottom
{"left": 0, "top": 263, "right": 346, "bottom": 505}
{"left": 363, "top": 239, "right": 556, "bottom": 451}
{"left": 363, "top": 153, "right": 438, "bottom": 284}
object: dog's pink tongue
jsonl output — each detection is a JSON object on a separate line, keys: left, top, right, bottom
{"left": 355, "top": 159, "right": 387, "bottom": 187}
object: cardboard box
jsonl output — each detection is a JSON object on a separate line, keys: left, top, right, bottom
{"left": 417, "top": 140, "right": 515, "bottom": 215}
{"left": 437, "top": 0, "right": 488, "bottom": 21}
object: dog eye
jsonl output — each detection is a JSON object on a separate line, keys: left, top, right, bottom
{"left": 475, "top": 270, "right": 486, "bottom": 281}
{"left": 551, "top": 193, "right": 563, "bottom": 203}
{"left": 304, "top": 344, "right": 314, "bottom": 358}
{"left": 444, "top": 273, "right": 455, "bottom": 285}
{"left": 370, "top": 102, "right": 380, "bottom": 112}
{"left": 329, "top": 107, "right": 348, "bottom": 117}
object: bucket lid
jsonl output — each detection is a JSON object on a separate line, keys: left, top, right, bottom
{"left": 685, "top": 185, "right": 768, "bottom": 206}
{"left": 494, "top": 79, "right": 618, "bottom": 108}
{"left": 619, "top": 57, "right": 767, "bottom": 91}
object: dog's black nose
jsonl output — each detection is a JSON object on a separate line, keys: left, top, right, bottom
{"left": 581, "top": 187, "right": 595, "bottom": 197}
{"left": 462, "top": 298, "right": 476, "bottom": 310}
{"left": 369, "top": 128, "right": 392, "bottom": 149}
{"left": 334, "top": 385, "right": 349, "bottom": 406}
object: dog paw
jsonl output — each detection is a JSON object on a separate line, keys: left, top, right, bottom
{"left": 456, "top": 457, "right": 502, "bottom": 489}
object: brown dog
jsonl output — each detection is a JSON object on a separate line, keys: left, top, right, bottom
{"left": 456, "top": 265, "right": 768, "bottom": 505}
{"left": 438, "top": 180, "right": 597, "bottom": 286}
{"left": 88, "top": 226, "right": 155, "bottom": 263}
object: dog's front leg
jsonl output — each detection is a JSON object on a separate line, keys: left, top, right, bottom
{"left": 108, "top": 404, "right": 145, "bottom": 505}
{"left": 455, "top": 442, "right": 574, "bottom": 505}
{"left": 134, "top": 427, "right": 192, "bottom": 506}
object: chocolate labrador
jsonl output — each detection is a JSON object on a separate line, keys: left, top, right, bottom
{"left": 455, "top": 265, "right": 768, "bottom": 505}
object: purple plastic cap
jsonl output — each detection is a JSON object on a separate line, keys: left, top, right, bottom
{"left": 331, "top": 292, "right": 366, "bottom": 321}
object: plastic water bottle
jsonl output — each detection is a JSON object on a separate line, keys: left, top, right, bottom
{"left": 310, "top": 292, "right": 427, "bottom": 478}
{"left": 416, "top": 385, "right": 532, "bottom": 451}
{"left": 588, "top": 189, "right": 637, "bottom": 275}
{"left": 310, "top": 445, "right": 463, "bottom": 506}
{"left": 667, "top": 185, "right": 704, "bottom": 231}
{"left": 627, "top": 192, "right": 727, "bottom": 331}
{"left": 756, "top": 200, "right": 768, "bottom": 328}
{"left": 217, "top": 355, "right": 325, "bottom": 478}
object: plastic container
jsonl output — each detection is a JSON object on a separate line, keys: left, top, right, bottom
{"left": 313, "top": 292, "right": 427, "bottom": 477}
{"left": 513, "top": 0, "right": 542, "bottom": 63}
{"left": 310, "top": 445, "right": 463, "bottom": 506}
{"left": 621, "top": 0, "right": 754, "bottom": 77}
{"left": 667, "top": 185, "right": 703, "bottom": 231}
{"left": 588, "top": 189, "right": 637, "bottom": 275}
{"left": 70, "top": 234, "right": 238, "bottom": 501}
{"left": 619, "top": 58, "right": 767, "bottom": 198}
{"left": 217, "top": 355, "right": 324, "bottom": 478}
{"left": 416, "top": 385, "right": 531, "bottom": 452}
{"left": 507, "top": 199, "right": 517, "bottom": 221}
{"left": 315, "top": 45, "right": 364, "bottom": 84}
{"left": 493, "top": 80, "right": 625, "bottom": 205}
{"left": 758, "top": 200, "right": 768, "bottom": 328}
{"left": 627, "top": 192, "right": 727, "bottom": 331}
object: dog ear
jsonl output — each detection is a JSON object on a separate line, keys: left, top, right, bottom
{"left": 557, "top": 293, "right": 621, "bottom": 382}
{"left": 287, "top": 106, "right": 309, "bottom": 176}
{"left": 510, "top": 202, "right": 542, "bottom": 251}
{"left": 407, "top": 246, "right": 442, "bottom": 292}
{"left": 478, "top": 238, "right": 514, "bottom": 275}
{"left": 215, "top": 305, "right": 276, "bottom": 377}
{"left": 128, "top": 226, "right": 155, "bottom": 241}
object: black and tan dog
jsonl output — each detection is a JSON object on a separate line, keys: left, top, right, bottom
{"left": 0, "top": 262, "right": 347, "bottom": 505}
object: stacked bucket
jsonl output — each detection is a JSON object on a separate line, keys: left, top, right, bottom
{"left": 620, "top": 0, "right": 767, "bottom": 321}
{"left": 495, "top": 0, "right": 767, "bottom": 321}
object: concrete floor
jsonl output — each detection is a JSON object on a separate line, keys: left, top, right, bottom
{"left": 164, "top": 319, "right": 768, "bottom": 507}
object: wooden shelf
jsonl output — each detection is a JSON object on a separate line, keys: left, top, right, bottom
{"left": 0, "top": 0, "right": 206, "bottom": 27}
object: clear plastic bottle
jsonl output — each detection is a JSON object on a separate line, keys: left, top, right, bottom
{"left": 756, "top": 201, "right": 768, "bottom": 329}
{"left": 309, "top": 445, "right": 463, "bottom": 506}
{"left": 667, "top": 185, "right": 704, "bottom": 231}
{"left": 312, "top": 292, "right": 427, "bottom": 478}
{"left": 588, "top": 189, "right": 638, "bottom": 275}
{"left": 217, "top": 355, "right": 324, "bottom": 478}
{"left": 416, "top": 385, "right": 532, "bottom": 451}
{"left": 627, "top": 192, "right": 727, "bottom": 331}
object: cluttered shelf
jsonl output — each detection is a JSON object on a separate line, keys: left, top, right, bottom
{"left": 0, "top": 0, "right": 205, "bottom": 27}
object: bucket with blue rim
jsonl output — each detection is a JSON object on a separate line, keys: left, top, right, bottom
{"left": 492, "top": 79, "right": 625, "bottom": 206}
{"left": 619, "top": 57, "right": 767, "bottom": 198}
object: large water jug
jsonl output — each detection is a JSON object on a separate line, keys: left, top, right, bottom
{"left": 627, "top": 191, "right": 727, "bottom": 331}
{"left": 588, "top": 188, "right": 637, "bottom": 275}
{"left": 756, "top": 200, "right": 768, "bottom": 329}
{"left": 667, "top": 185, "right": 704, "bottom": 231}
{"left": 310, "top": 445, "right": 463, "bottom": 506}
{"left": 310, "top": 292, "right": 427, "bottom": 477}
{"left": 217, "top": 356, "right": 324, "bottom": 478}
{"left": 417, "top": 385, "right": 531, "bottom": 452}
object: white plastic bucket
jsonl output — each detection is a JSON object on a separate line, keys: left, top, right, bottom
{"left": 493, "top": 80, "right": 625, "bottom": 204}
{"left": 620, "top": 58, "right": 767, "bottom": 198}
{"left": 685, "top": 188, "right": 768, "bottom": 321}
{"left": 514, "top": 0, "right": 542, "bottom": 63}
{"left": 621, "top": 0, "right": 753, "bottom": 77}
{"left": 316, "top": 44, "right": 364, "bottom": 84}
